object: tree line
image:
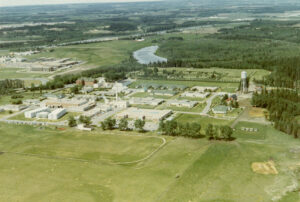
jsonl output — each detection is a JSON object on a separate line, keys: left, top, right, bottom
{"left": 159, "top": 120, "right": 234, "bottom": 141}
{"left": 252, "top": 89, "right": 300, "bottom": 138}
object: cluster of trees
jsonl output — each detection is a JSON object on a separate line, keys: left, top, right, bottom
{"left": 221, "top": 94, "right": 239, "bottom": 108}
{"left": 101, "top": 117, "right": 146, "bottom": 132}
{"left": 159, "top": 120, "right": 234, "bottom": 141}
{"left": 252, "top": 89, "right": 300, "bottom": 138}
{"left": 205, "top": 124, "right": 233, "bottom": 141}
{"left": 68, "top": 115, "right": 92, "bottom": 128}
{"left": 0, "top": 79, "right": 24, "bottom": 95}
{"left": 159, "top": 120, "right": 202, "bottom": 138}
{"left": 257, "top": 65, "right": 300, "bottom": 89}
{"left": 81, "top": 58, "right": 145, "bottom": 82}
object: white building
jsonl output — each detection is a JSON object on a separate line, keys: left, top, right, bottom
{"left": 25, "top": 107, "right": 49, "bottom": 118}
{"left": 3, "top": 105, "right": 27, "bottom": 112}
{"left": 48, "top": 108, "right": 67, "bottom": 120}
{"left": 77, "top": 124, "right": 93, "bottom": 131}
{"left": 111, "top": 100, "right": 129, "bottom": 109}
{"left": 112, "top": 82, "right": 128, "bottom": 93}
{"left": 167, "top": 99, "right": 198, "bottom": 108}
{"left": 36, "top": 112, "right": 50, "bottom": 119}
{"left": 181, "top": 92, "right": 210, "bottom": 98}
{"left": 82, "top": 108, "right": 101, "bottom": 118}
{"left": 129, "top": 97, "right": 164, "bottom": 106}
{"left": 116, "top": 108, "right": 172, "bottom": 122}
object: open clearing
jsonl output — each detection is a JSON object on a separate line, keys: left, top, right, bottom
{"left": 0, "top": 121, "right": 299, "bottom": 201}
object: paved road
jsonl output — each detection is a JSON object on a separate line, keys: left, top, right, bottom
{"left": 201, "top": 92, "right": 227, "bottom": 115}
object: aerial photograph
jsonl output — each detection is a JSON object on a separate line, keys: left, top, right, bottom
{"left": 0, "top": 0, "right": 299, "bottom": 201}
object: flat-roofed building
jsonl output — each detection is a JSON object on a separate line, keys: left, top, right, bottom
{"left": 48, "top": 108, "right": 67, "bottom": 120}
{"left": 167, "top": 99, "right": 198, "bottom": 108}
{"left": 153, "top": 90, "right": 176, "bottom": 96}
{"left": 129, "top": 97, "right": 164, "bottom": 106}
{"left": 36, "top": 111, "right": 50, "bottom": 119}
{"left": 3, "top": 105, "right": 27, "bottom": 112}
{"left": 116, "top": 108, "right": 172, "bottom": 122}
{"left": 25, "top": 107, "right": 49, "bottom": 118}
{"left": 212, "top": 105, "right": 232, "bottom": 114}
{"left": 181, "top": 92, "right": 210, "bottom": 98}
{"left": 82, "top": 108, "right": 101, "bottom": 118}
{"left": 42, "top": 99, "right": 88, "bottom": 108}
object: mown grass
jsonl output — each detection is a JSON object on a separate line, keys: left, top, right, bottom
{"left": 0, "top": 121, "right": 299, "bottom": 201}
{"left": 0, "top": 68, "right": 47, "bottom": 80}
{"left": 174, "top": 113, "right": 233, "bottom": 133}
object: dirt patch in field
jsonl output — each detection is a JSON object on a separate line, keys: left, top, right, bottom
{"left": 252, "top": 160, "right": 278, "bottom": 175}
{"left": 249, "top": 107, "right": 266, "bottom": 118}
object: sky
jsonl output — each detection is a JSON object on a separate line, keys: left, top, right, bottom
{"left": 0, "top": 0, "right": 160, "bottom": 7}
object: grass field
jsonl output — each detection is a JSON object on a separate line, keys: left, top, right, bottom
{"left": 0, "top": 121, "right": 299, "bottom": 201}
{"left": 153, "top": 67, "right": 270, "bottom": 82}
{"left": 130, "top": 79, "right": 239, "bottom": 92}
{"left": 27, "top": 40, "right": 152, "bottom": 67}
{"left": 174, "top": 113, "right": 233, "bottom": 133}
{"left": 0, "top": 68, "right": 47, "bottom": 80}
{"left": 0, "top": 93, "right": 41, "bottom": 105}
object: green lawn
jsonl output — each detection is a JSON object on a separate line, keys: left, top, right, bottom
{"left": 0, "top": 93, "right": 41, "bottom": 105}
{"left": 131, "top": 79, "right": 239, "bottom": 92}
{"left": 153, "top": 67, "right": 270, "bottom": 82}
{"left": 0, "top": 122, "right": 299, "bottom": 201}
{"left": 0, "top": 68, "right": 47, "bottom": 80}
{"left": 174, "top": 113, "right": 233, "bottom": 133}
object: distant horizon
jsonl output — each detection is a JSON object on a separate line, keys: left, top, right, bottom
{"left": 0, "top": 0, "right": 162, "bottom": 8}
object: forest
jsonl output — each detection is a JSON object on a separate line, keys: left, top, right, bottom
{"left": 252, "top": 89, "right": 300, "bottom": 137}
{"left": 0, "top": 79, "right": 24, "bottom": 95}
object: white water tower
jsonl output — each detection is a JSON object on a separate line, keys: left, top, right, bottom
{"left": 241, "top": 71, "right": 248, "bottom": 93}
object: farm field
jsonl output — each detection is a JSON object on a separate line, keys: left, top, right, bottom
{"left": 0, "top": 121, "right": 298, "bottom": 201}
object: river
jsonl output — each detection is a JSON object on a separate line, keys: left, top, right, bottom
{"left": 133, "top": 45, "right": 167, "bottom": 65}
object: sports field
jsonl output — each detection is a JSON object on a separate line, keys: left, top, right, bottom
{"left": 0, "top": 121, "right": 299, "bottom": 202}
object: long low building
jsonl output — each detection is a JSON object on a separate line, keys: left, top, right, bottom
{"left": 48, "top": 108, "right": 67, "bottom": 120}
{"left": 116, "top": 107, "right": 172, "bottom": 122}
{"left": 129, "top": 97, "right": 164, "bottom": 106}
{"left": 42, "top": 98, "right": 88, "bottom": 108}
{"left": 181, "top": 92, "right": 210, "bottom": 98}
{"left": 82, "top": 108, "right": 101, "bottom": 118}
{"left": 25, "top": 107, "right": 49, "bottom": 118}
{"left": 152, "top": 90, "right": 176, "bottom": 96}
{"left": 167, "top": 99, "right": 198, "bottom": 108}
{"left": 2, "top": 105, "right": 27, "bottom": 112}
